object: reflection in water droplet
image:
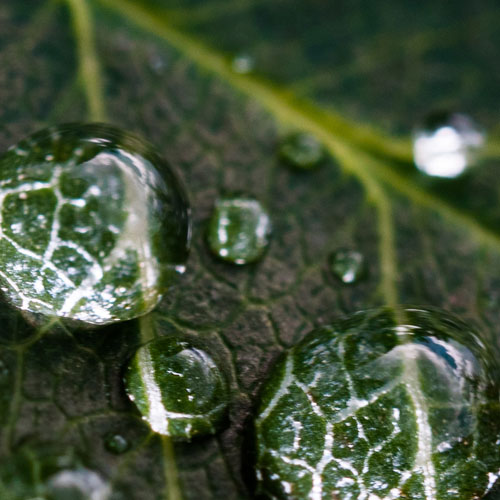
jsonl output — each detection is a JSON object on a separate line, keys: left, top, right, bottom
{"left": 149, "top": 53, "right": 168, "bottom": 74}
{"left": 231, "top": 53, "right": 255, "bottom": 74}
{"left": 279, "top": 132, "right": 325, "bottom": 170}
{"left": 254, "top": 307, "right": 500, "bottom": 499}
{"left": 413, "top": 112, "right": 485, "bottom": 178}
{"left": 104, "top": 433, "right": 130, "bottom": 455}
{"left": 329, "top": 249, "right": 365, "bottom": 284}
{"left": 0, "top": 123, "right": 191, "bottom": 325}
{"left": 124, "top": 337, "right": 229, "bottom": 439}
{"left": 47, "top": 468, "right": 110, "bottom": 500}
{"left": 207, "top": 197, "right": 272, "bottom": 265}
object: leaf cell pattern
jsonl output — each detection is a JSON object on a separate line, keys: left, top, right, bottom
{"left": 1, "top": 0, "right": 500, "bottom": 498}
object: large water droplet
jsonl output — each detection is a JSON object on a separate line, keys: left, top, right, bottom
{"left": 329, "top": 249, "right": 365, "bottom": 284}
{"left": 279, "top": 132, "right": 325, "bottom": 170}
{"left": 207, "top": 197, "right": 271, "bottom": 265}
{"left": 46, "top": 468, "right": 110, "bottom": 500}
{"left": 0, "top": 124, "right": 191, "bottom": 325}
{"left": 254, "top": 307, "right": 500, "bottom": 499}
{"left": 413, "top": 111, "right": 485, "bottom": 178}
{"left": 124, "top": 337, "right": 229, "bottom": 439}
{"left": 104, "top": 433, "right": 130, "bottom": 455}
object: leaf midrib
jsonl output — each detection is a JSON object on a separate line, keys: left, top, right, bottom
{"left": 57, "top": 2, "right": 500, "bottom": 498}
{"left": 68, "top": 0, "right": 500, "bottom": 310}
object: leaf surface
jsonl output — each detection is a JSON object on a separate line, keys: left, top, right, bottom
{"left": 0, "top": 0, "right": 500, "bottom": 499}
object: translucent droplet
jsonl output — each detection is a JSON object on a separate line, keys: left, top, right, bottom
{"left": 149, "top": 53, "right": 168, "bottom": 74}
{"left": 254, "top": 307, "right": 500, "bottom": 499}
{"left": 124, "top": 337, "right": 229, "bottom": 440}
{"left": 413, "top": 111, "right": 485, "bottom": 178}
{"left": 329, "top": 249, "right": 365, "bottom": 284}
{"left": 0, "top": 124, "right": 191, "bottom": 325}
{"left": 104, "top": 433, "right": 130, "bottom": 455}
{"left": 231, "top": 53, "right": 254, "bottom": 74}
{"left": 46, "top": 468, "right": 110, "bottom": 500}
{"left": 0, "top": 359, "right": 9, "bottom": 380}
{"left": 279, "top": 132, "right": 325, "bottom": 170}
{"left": 207, "top": 197, "right": 271, "bottom": 265}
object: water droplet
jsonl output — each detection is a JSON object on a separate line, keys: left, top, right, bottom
{"left": 231, "top": 53, "right": 254, "bottom": 74}
{"left": 104, "top": 433, "right": 130, "bottom": 455}
{"left": 413, "top": 111, "right": 485, "bottom": 178}
{"left": 124, "top": 337, "right": 229, "bottom": 440}
{"left": 254, "top": 307, "right": 500, "bottom": 499}
{"left": 279, "top": 132, "right": 325, "bottom": 170}
{"left": 329, "top": 249, "right": 365, "bottom": 284}
{"left": 46, "top": 468, "right": 110, "bottom": 500}
{"left": 0, "top": 359, "right": 9, "bottom": 380}
{"left": 207, "top": 197, "right": 271, "bottom": 265}
{"left": 0, "top": 123, "right": 191, "bottom": 325}
{"left": 149, "top": 53, "right": 168, "bottom": 74}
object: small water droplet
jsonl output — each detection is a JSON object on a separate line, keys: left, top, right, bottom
{"left": 0, "top": 359, "right": 9, "bottom": 381}
{"left": 207, "top": 197, "right": 272, "bottom": 265}
{"left": 329, "top": 249, "right": 365, "bottom": 284}
{"left": 124, "top": 337, "right": 229, "bottom": 440}
{"left": 104, "top": 433, "right": 130, "bottom": 455}
{"left": 231, "top": 53, "right": 254, "bottom": 74}
{"left": 413, "top": 111, "right": 485, "bottom": 178}
{"left": 149, "top": 53, "right": 168, "bottom": 74}
{"left": 46, "top": 468, "right": 110, "bottom": 500}
{"left": 279, "top": 132, "right": 325, "bottom": 170}
{"left": 0, "top": 123, "right": 191, "bottom": 325}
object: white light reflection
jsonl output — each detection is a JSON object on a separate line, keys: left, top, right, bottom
{"left": 413, "top": 114, "right": 484, "bottom": 178}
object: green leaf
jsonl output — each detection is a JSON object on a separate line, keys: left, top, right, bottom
{"left": 254, "top": 307, "right": 500, "bottom": 499}
{"left": 0, "top": 0, "right": 500, "bottom": 499}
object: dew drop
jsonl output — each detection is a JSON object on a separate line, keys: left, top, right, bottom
{"left": 279, "top": 132, "right": 325, "bottom": 170}
{"left": 413, "top": 111, "right": 485, "bottom": 178}
{"left": 104, "top": 433, "right": 130, "bottom": 455}
{"left": 0, "top": 123, "right": 191, "bottom": 325}
{"left": 207, "top": 197, "right": 272, "bottom": 265}
{"left": 329, "top": 249, "right": 365, "bottom": 284}
{"left": 0, "top": 359, "right": 9, "bottom": 382}
{"left": 46, "top": 468, "right": 110, "bottom": 500}
{"left": 231, "top": 53, "right": 255, "bottom": 74}
{"left": 254, "top": 307, "right": 500, "bottom": 499}
{"left": 124, "top": 337, "right": 229, "bottom": 440}
{"left": 149, "top": 53, "right": 168, "bottom": 74}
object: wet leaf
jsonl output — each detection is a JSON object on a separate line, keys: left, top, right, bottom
{"left": 0, "top": 0, "right": 500, "bottom": 498}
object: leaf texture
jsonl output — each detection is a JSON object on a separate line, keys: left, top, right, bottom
{"left": 0, "top": 0, "right": 499, "bottom": 499}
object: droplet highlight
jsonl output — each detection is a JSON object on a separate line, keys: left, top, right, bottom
{"left": 124, "top": 337, "right": 229, "bottom": 440}
{"left": 0, "top": 123, "right": 191, "bottom": 325}
{"left": 207, "top": 197, "right": 272, "bottom": 265}
{"left": 329, "top": 249, "right": 365, "bottom": 284}
{"left": 279, "top": 132, "right": 325, "bottom": 170}
{"left": 254, "top": 307, "right": 500, "bottom": 499}
{"left": 231, "top": 53, "right": 254, "bottom": 74}
{"left": 413, "top": 111, "right": 485, "bottom": 178}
